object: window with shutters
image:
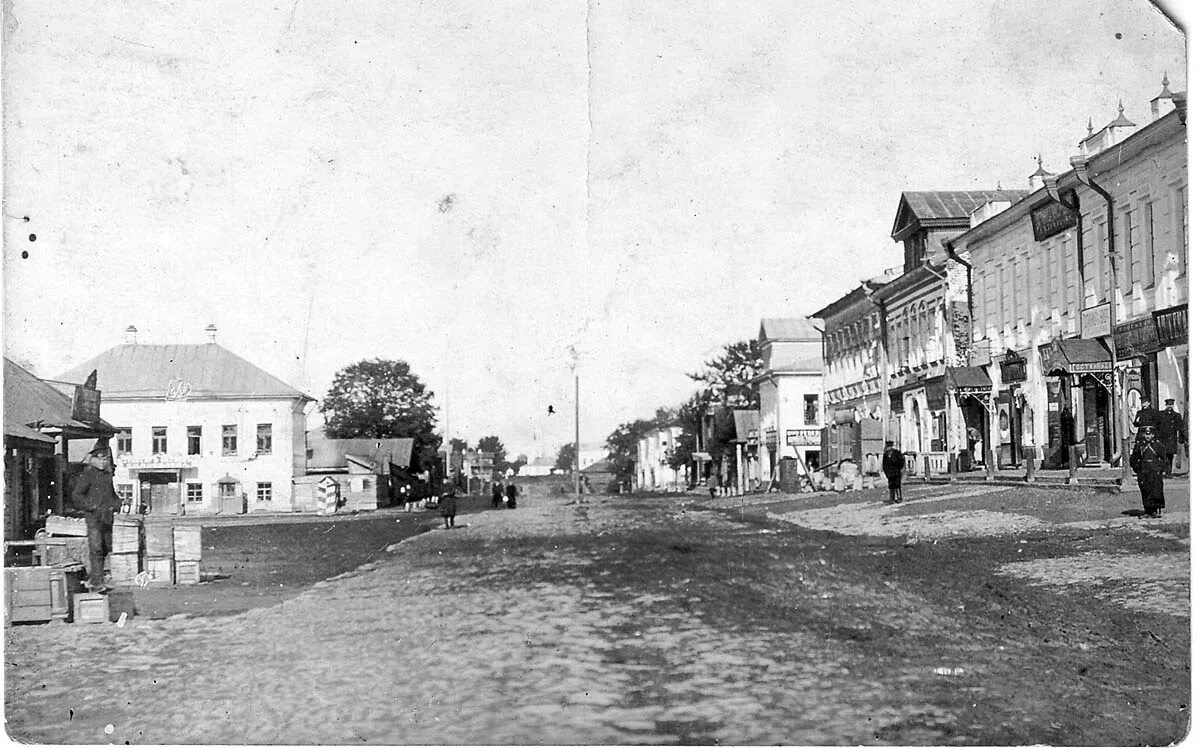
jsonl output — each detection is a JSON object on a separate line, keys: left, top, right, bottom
{"left": 152, "top": 427, "right": 167, "bottom": 454}
{"left": 187, "top": 426, "right": 202, "bottom": 456}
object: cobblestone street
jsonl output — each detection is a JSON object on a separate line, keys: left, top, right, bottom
{"left": 5, "top": 482, "right": 1190, "bottom": 745}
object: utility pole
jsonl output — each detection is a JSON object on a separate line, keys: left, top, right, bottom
{"left": 574, "top": 370, "right": 581, "bottom": 499}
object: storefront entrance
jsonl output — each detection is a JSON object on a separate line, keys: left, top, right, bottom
{"left": 959, "top": 397, "right": 989, "bottom": 469}
{"left": 139, "top": 472, "right": 181, "bottom": 515}
{"left": 1081, "top": 379, "right": 1112, "bottom": 465}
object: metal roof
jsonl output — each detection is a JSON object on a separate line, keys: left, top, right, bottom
{"left": 5, "top": 358, "right": 113, "bottom": 437}
{"left": 759, "top": 318, "right": 821, "bottom": 342}
{"left": 306, "top": 432, "right": 415, "bottom": 471}
{"left": 899, "top": 190, "right": 1029, "bottom": 221}
{"left": 57, "top": 344, "right": 312, "bottom": 401}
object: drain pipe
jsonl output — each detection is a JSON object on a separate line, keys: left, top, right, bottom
{"left": 1069, "top": 154, "right": 1130, "bottom": 488}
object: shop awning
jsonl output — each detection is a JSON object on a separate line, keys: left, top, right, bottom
{"left": 1038, "top": 338, "right": 1112, "bottom": 376}
{"left": 946, "top": 366, "right": 992, "bottom": 394}
{"left": 732, "top": 410, "right": 759, "bottom": 443}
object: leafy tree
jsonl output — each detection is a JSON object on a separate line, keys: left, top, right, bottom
{"left": 321, "top": 358, "right": 440, "bottom": 469}
{"left": 687, "top": 339, "right": 763, "bottom": 408}
{"left": 554, "top": 443, "right": 577, "bottom": 473}
{"left": 510, "top": 454, "right": 529, "bottom": 475}
{"left": 605, "top": 418, "right": 659, "bottom": 485}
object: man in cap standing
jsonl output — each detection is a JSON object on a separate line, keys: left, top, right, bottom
{"left": 71, "top": 439, "right": 121, "bottom": 593}
{"left": 1158, "top": 398, "right": 1186, "bottom": 477}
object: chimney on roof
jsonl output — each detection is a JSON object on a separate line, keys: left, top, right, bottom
{"left": 1150, "top": 73, "right": 1175, "bottom": 119}
{"left": 205, "top": 324, "right": 218, "bottom": 343}
{"left": 124, "top": 325, "right": 138, "bottom": 345}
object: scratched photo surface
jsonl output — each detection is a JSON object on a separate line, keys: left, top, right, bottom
{"left": 2, "top": 0, "right": 1191, "bottom": 745}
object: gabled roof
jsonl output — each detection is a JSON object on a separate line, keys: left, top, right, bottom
{"left": 306, "top": 432, "right": 415, "bottom": 472}
{"left": 891, "top": 190, "right": 1028, "bottom": 239}
{"left": 5, "top": 358, "right": 113, "bottom": 437}
{"left": 57, "top": 344, "right": 311, "bottom": 401}
{"left": 759, "top": 318, "right": 821, "bottom": 342}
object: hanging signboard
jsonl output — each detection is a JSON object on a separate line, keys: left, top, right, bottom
{"left": 785, "top": 429, "right": 822, "bottom": 447}
{"left": 1154, "top": 303, "right": 1188, "bottom": 348}
{"left": 1113, "top": 316, "right": 1159, "bottom": 359}
{"left": 999, "top": 351, "right": 1027, "bottom": 384}
{"left": 1030, "top": 194, "right": 1078, "bottom": 241}
{"left": 1080, "top": 303, "right": 1111, "bottom": 340}
{"left": 71, "top": 386, "right": 101, "bottom": 423}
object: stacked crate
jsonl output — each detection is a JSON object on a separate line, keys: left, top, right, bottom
{"left": 143, "top": 523, "right": 175, "bottom": 585}
{"left": 173, "top": 527, "right": 202, "bottom": 584}
{"left": 107, "top": 518, "right": 142, "bottom": 584}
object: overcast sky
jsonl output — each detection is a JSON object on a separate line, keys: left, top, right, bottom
{"left": 3, "top": 0, "right": 1187, "bottom": 458}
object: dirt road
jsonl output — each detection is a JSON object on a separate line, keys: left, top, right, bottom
{"left": 5, "top": 482, "right": 1188, "bottom": 745}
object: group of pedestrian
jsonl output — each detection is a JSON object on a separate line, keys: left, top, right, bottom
{"left": 490, "top": 479, "right": 519, "bottom": 509}
{"left": 1129, "top": 397, "right": 1186, "bottom": 519}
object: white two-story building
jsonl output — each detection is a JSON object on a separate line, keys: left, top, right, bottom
{"left": 635, "top": 426, "right": 681, "bottom": 491}
{"left": 58, "top": 327, "right": 313, "bottom": 514}
{"left": 751, "top": 318, "right": 824, "bottom": 481}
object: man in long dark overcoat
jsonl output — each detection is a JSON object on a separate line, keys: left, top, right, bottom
{"left": 1129, "top": 425, "right": 1167, "bottom": 518}
{"left": 70, "top": 440, "right": 121, "bottom": 592}
{"left": 881, "top": 440, "right": 905, "bottom": 505}
{"left": 1158, "top": 398, "right": 1186, "bottom": 477}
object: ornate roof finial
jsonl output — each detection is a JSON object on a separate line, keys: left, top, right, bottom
{"left": 1086, "top": 117, "right": 1094, "bottom": 136}
{"left": 1030, "top": 153, "right": 1050, "bottom": 178}
{"left": 1107, "top": 100, "right": 1136, "bottom": 129}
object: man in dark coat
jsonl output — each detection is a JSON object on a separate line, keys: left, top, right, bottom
{"left": 70, "top": 440, "right": 121, "bottom": 592}
{"left": 491, "top": 480, "right": 504, "bottom": 509}
{"left": 881, "top": 440, "right": 905, "bottom": 505}
{"left": 1158, "top": 399, "right": 1186, "bottom": 477}
{"left": 505, "top": 481, "right": 518, "bottom": 509}
{"left": 1129, "top": 425, "right": 1167, "bottom": 518}
{"left": 1133, "top": 399, "right": 1161, "bottom": 433}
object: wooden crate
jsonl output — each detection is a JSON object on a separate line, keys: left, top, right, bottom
{"left": 143, "top": 556, "right": 174, "bottom": 585}
{"left": 172, "top": 527, "right": 201, "bottom": 561}
{"left": 111, "top": 519, "right": 142, "bottom": 555}
{"left": 5, "top": 567, "right": 53, "bottom": 623}
{"left": 44, "top": 515, "right": 87, "bottom": 537}
{"left": 174, "top": 560, "right": 200, "bottom": 585}
{"left": 108, "top": 552, "right": 140, "bottom": 583}
{"left": 73, "top": 593, "right": 109, "bottom": 624}
{"left": 47, "top": 566, "right": 83, "bottom": 622}
{"left": 144, "top": 523, "right": 174, "bottom": 557}
{"left": 41, "top": 537, "right": 90, "bottom": 567}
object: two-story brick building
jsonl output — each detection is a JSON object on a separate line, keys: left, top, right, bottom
{"left": 880, "top": 190, "right": 1027, "bottom": 470}
{"left": 57, "top": 327, "right": 314, "bottom": 514}
{"left": 944, "top": 83, "right": 1187, "bottom": 471}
